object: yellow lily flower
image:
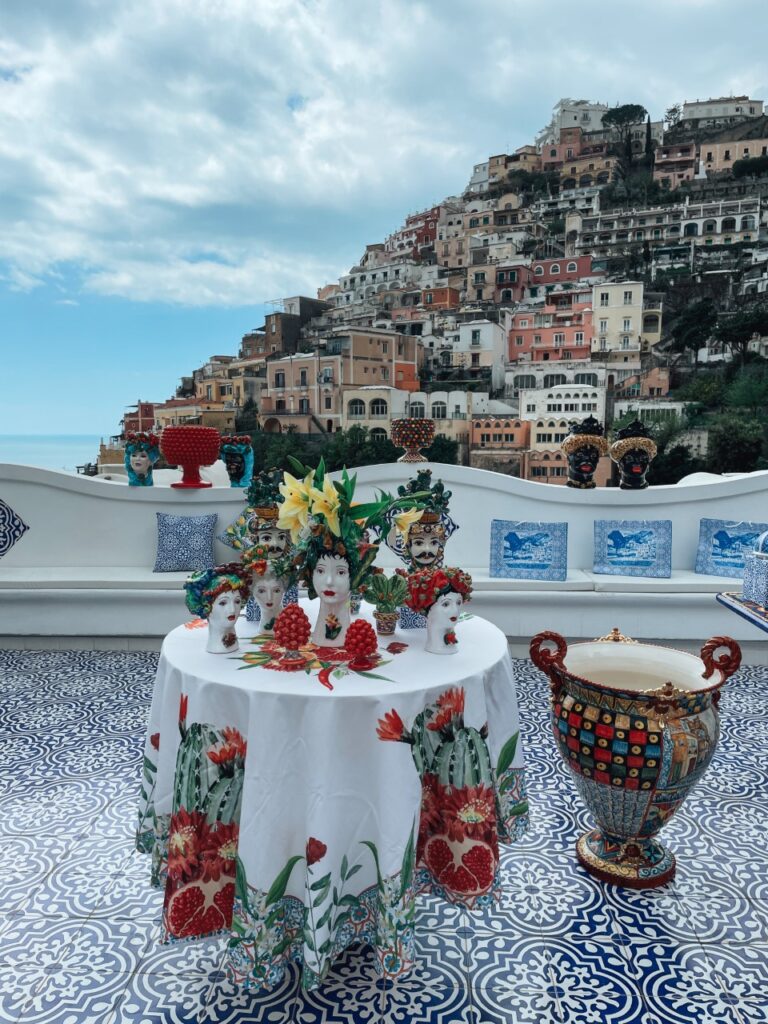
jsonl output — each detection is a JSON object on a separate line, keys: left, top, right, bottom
{"left": 393, "top": 507, "right": 424, "bottom": 540}
{"left": 277, "top": 471, "right": 314, "bottom": 542}
{"left": 309, "top": 476, "right": 342, "bottom": 536}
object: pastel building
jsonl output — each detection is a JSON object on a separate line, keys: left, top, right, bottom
{"left": 518, "top": 384, "right": 606, "bottom": 424}
{"left": 469, "top": 416, "right": 531, "bottom": 474}
{"left": 507, "top": 290, "right": 593, "bottom": 363}
{"left": 701, "top": 118, "right": 768, "bottom": 175}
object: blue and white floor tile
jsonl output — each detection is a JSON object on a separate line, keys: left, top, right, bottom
{"left": 1, "top": 649, "right": 767, "bottom": 1023}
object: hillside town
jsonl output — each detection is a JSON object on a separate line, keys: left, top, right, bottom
{"left": 110, "top": 95, "right": 768, "bottom": 484}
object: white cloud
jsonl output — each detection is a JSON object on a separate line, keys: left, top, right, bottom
{"left": 0, "top": 0, "right": 766, "bottom": 306}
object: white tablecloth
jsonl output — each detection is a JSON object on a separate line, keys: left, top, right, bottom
{"left": 137, "top": 601, "right": 528, "bottom": 991}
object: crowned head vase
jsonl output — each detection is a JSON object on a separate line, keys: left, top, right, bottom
{"left": 406, "top": 567, "right": 473, "bottom": 655}
{"left": 561, "top": 416, "right": 608, "bottom": 489}
{"left": 220, "top": 435, "right": 254, "bottom": 488}
{"left": 391, "top": 418, "right": 436, "bottom": 463}
{"left": 161, "top": 426, "right": 222, "bottom": 489}
{"left": 124, "top": 432, "right": 160, "bottom": 486}
{"left": 610, "top": 420, "right": 658, "bottom": 490}
{"left": 530, "top": 628, "right": 742, "bottom": 888}
{"left": 184, "top": 563, "right": 252, "bottom": 654}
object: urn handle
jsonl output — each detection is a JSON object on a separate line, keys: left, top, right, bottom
{"left": 529, "top": 631, "right": 568, "bottom": 676}
{"left": 701, "top": 636, "right": 742, "bottom": 682}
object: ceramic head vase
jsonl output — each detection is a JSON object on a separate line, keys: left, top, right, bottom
{"left": 220, "top": 435, "right": 254, "bottom": 488}
{"left": 242, "top": 467, "right": 292, "bottom": 553}
{"left": 405, "top": 567, "right": 473, "bottom": 655}
{"left": 561, "top": 416, "right": 609, "bottom": 490}
{"left": 184, "top": 563, "right": 251, "bottom": 654}
{"left": 385, "top": 469, "right": 458, "bottom": 572}
{"left": 241, "top": 544, "right": 295, "bottom": 636}
{"left": 530, "top": 628, "right": 741, "bottom": 887}
{"left": 278, "top": 455, "right": 425, "bottom": 647}
{"left": 610, "top": 420, "right": 658, "bottom": 490}
{"left": 124, "top": 432, "right": 160, "bottom": 486}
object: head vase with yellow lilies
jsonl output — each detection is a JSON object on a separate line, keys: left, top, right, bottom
{"left": 277, "top": 456, "right": 428, "bottom": 599}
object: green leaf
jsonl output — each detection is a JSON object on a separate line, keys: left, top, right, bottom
{"left": 337, "top": 893, "right": 360, "bottom": 907}
{"left": 302, "top": 926, "right": 316, "bottom": 951}
{"left": 265, "top": 855, "right": 303, "bottom": 907}
{"left": 235, "top": 856, "right": 250, "bottom": 915}
{"left": 354, "top": 670, "right": 393, "bottom": 682}
{"left": 318, "top": 939, "right": 332, "bottom": 954}
{"left": 230, "top": 916, "right": 246, "bottom": 935}
{"left": 361, "top": 840, "right": 383, "bottom": 890}
{"left": 399, "top": 826, "right": 415, "bottom": 900}
{"left": 332, "top": 885, "right": 339, "bottom": 905}
{"left": 317, "top": 903, "right": 333, "bottom": 929}
{"left": 272, "top": 935, "right": 294, "bottom": 957}
{"left": 309, "top": 871, "right": 332, "bottom": 892}
{"left": 312, "top": 883, "right": 331, "bottom": 907}
{"left": 333, "top": 910, "right": 351, "bottom": 931}
{"left": 507, "top": 800, "right": 530, "bottom": 816}
{"left": 345, "top": 863, "right": 362, "bottom": 880}
{"left": 340, "top": 855, "right": 349, "bottom": 881}
{"left": 496, "top": 732, "right": 519, "bottom": 775}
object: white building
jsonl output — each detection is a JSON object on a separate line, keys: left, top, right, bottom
{"left": 531, "top": 187, "right": 602, "bottom": 220}
{"left": 336, "top": 258, "right": 422, "bottom": 306}
{"left": 505, "top": 362, "right": 606, "bottom": 397}
{"left": 681, "top": 96, "right": 764, "bottom": 129}
{"left": 518, "top": 384, "right": 606, "bottom": 423}
{"left": 467, "top": 161, "right": 490, "bottom": 193}
{"left": 536, "top": 99, "right": 610, "bottom": 146}
{"left": 613, "top": 399, "right": 689, "bottom": 422}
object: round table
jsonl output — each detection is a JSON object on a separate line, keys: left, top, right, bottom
{"left": 137, "top": 601, "right": 528, "bottom": 992}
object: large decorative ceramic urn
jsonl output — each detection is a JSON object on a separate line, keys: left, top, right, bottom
{"left": 530, "top": 628, "right": 741, "bottom": 888}
{"left": 391, "top": 418, "right": 435, "bottom": 463}
{"left": 160, "top": 426, "right": 221, "bottom": 489}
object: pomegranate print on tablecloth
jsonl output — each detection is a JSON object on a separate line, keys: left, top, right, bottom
{"left": 376, "top": 686, "right": 525, "bottom": 908}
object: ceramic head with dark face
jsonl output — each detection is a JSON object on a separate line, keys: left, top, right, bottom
{"left": 561, "top": 417, "right": 609, "bottom": 489}
{"left": 610, "top": 420, "right": 658, "bottom": 490}
{"left": 220, "top": 436, "right": 254, "bottom": 488}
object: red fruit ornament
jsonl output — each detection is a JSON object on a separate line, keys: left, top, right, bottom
{"left": 345, "top": 619, "right": 378, "bottom": 669}
{"left": 165, "top": 878, "right": 234, "bottom": 938}
{"left": 274, "top": 605, "right": 311, "bottom": 669}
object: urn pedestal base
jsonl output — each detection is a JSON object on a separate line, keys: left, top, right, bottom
{"left": 576, "top": 828, "right": 675, "bottom": 889}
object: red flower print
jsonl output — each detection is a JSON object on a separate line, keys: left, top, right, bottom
{"left": 167, "top": 808, "right": 210, "bottom": 882}
{"left": 441, "top": 784, "right": 497, "bottom": 842}
{"left": 200, "top": 822, "right": 240, "bottom": 881}
{"left": 444, "top": 631, "right": 457, "bottom": 645}
{"left": 150, "top": 733, "right": 160, "bottom": 751}
{"left": 376, "top": 708, "right": 405, "bottom": 742}
{"left": 306, "top": 837, "right": 327, "bottom": 866}
{"left": 348, "top": 656, "right": 378, "bottom": 672}
{"left": 179, "top": 694, "right": 188, "bottom": 727}
{"left": 428, "top": 687, "right": 465, "bottom": 731}
{"left": 386, "top": 642, "right": 408, "bottom": 654}
{"left": 207, "top": 727, "right": 247, "bottom": 765}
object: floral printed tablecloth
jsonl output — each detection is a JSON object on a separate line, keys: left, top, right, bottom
{"left": 136, "top": 601, "right": 528, "bottom": 992}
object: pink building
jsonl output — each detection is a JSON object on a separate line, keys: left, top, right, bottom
{"left": 508, "top": 293, "right": 593, "bottom": 363}
{"left": 530, "top": 255, "right": 598, "bottom": 286}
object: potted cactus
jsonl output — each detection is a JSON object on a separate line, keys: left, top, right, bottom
{"left": 363, "top": 572, "right": 409, "bottom": 636}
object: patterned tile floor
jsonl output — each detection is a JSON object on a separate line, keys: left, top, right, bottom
{"left": 0, "top": 649, "right": 766, "bottom": 1024}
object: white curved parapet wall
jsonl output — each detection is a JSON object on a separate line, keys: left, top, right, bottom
{"left": 1, "top": 462, "right": 766, "bottom": 645}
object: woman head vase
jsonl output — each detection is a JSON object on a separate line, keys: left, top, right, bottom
{"left": 561, "top": 417, "right": 609, "bottom": 489}
{"left": 610, "top": 420, "right": 658, "bottom": 490}
{"left": 124, "top": 432, "right": 160, "bottom": 486}
{"left": 405, "top": 567, "right": 473, "bottom": 655}
{"left": 243, "top": 467, "right": 290, "bottom": 551}
{"left": 184, "top": 563, "right": 251, "bottom": 653}
{"left": 220, "top": 436, "right": 254, "bottom": 488}
{"left": 241, "top": 544, "right": 294, "bottom": 634}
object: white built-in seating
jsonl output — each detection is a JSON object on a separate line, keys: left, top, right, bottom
{"left": 1, "top": 462, "right": 766, "bottom": 645}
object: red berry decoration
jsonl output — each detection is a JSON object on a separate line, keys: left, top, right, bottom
{"left": 345, "top": 619, "right": 378, "bottom": 659}
{"left": 274, "top": 605, "right": 311, "bottom": 649}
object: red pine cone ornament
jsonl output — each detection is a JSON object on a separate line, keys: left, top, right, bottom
{"left": 345, "top": 619, "right": 378, "bottom": 659}
{"left": 274, "top": 605, "right": 311, "bottom": 650}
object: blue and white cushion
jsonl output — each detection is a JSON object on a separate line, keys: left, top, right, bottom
{"left": 153, "top": 513, "right": 217, "bottom": 572}
{"left": 0, "top": 500, "right": 29, "bottom": 558}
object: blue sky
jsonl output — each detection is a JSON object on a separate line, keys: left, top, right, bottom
{"left": 1, "top": 0, "right": 767, "bottom": 434}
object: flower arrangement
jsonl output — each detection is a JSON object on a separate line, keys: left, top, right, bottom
{"left": 125, "top": 431, "right": 160, "bottom": 453}
{"left": 278, "top": 456, "right": 426, "bottom": 597}
{"left": 220, "top": 434, "right": 252, "bottom": 448}
{"left": 245, "top": 467, "right": 284, "bottom": 517}
{"left": 241, "top": 543, "right": 295, "bottom": 585}
{"left": 184, "top": 563, "right": 252, "bottom": 618}
{"left": 404, "top": 567, "right": 473, "bottom": 615}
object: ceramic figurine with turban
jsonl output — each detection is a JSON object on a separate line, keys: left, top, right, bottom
{"left": 124, "top": 432, "right": 160, "bottom": 486}
{"left": 560, "top": 417, "right": 609, "bottom": 489}
{"left": 220, "top": 435, "right": 254, "bottom": 488}
{"left": 610, "top": 420, "right": 658, "bottom": 490}
{"left": 184, "top": 563, "right": 251, "bottom": 654}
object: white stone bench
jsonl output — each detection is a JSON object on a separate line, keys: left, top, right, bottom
{"left": 1, "top": 462, "right": 765, "bottom": 652}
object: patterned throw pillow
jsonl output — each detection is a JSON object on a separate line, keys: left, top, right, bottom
{"left": 153, "top": 513, "right": 217, "bottom": 572}
{"left": 0, "top": 500, "right": 29, "bottom": 558}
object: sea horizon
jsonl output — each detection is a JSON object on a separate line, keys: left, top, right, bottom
{"left": 0, "top": 434, "right": 109, "bottom": 472}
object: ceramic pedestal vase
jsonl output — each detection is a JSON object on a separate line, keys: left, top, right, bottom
{"left": 160, "top": 426, "right": 221, "bottom": 489}
{"left": 530, "top": 628, "right": 742, "bottom": 888}
{"left": 391, "top": 418, "right": 435, "bottom": 464}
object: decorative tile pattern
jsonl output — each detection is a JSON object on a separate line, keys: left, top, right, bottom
{"left": 593, "top": 519, "right": 672, "bottom": 578}
{"left": 0, "top": 647, "right": 767, "bottom": 1024}
{"left": 695, "top": 517, "right": 768, "bottom": 578}
{"left": 489, "top": 520, "right": 568, "bottom": 581}
{"left": 153, "top": 512, "right": 217, "bottom": 572}
{"left": 0, "top": 498, "right": 29, "bottom": 558}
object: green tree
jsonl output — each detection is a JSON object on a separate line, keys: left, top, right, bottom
{"left": 423, "top": 434, "right": 459, "bottom": 465}
{"left": 675, "top": 370, "right": 727, "bottom": 410}
{"left": 648, "top": 444, "right": 705, "bottom": 485}
{"left": 664, "top": 104, "right": 682, "bottom": 128}
{"left": 725, "top": 364, "right": 768, "bottom": 415}
{"left": 669, "top": 298, "right": 717, "bottom": 367}
{"left": 716, "top": 305, "right": 768, "bottom": 364}
{"left": 733, "top": 154, "right": 768, "bottom": 179}
{"left": 707, "top": 416, "right": 764, "bottom": 473}
{"left": 644, "top": 115, "right": 653, "bottom": 157}
{"left": 603, "top": 103, "right": 648, "bottom": 171}
{"left": 234, "top": 397, "right": 260, "bottom": 433}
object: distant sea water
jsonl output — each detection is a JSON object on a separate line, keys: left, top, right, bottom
{"left": 0, "top": 435, "right": 105, "bottom": 473}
